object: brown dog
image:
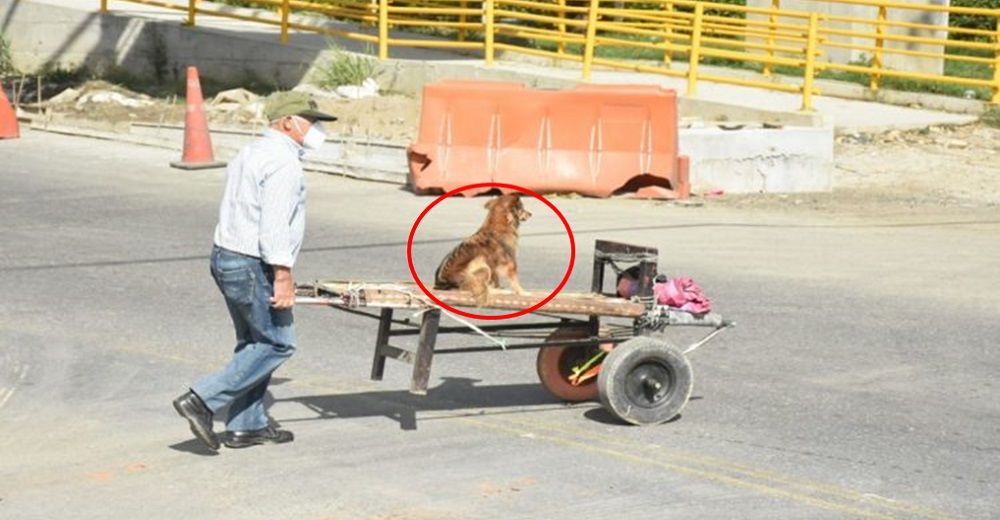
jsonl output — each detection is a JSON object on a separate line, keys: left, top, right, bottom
{"left": 434, "top": 193, "right": 532, "bottom": 306}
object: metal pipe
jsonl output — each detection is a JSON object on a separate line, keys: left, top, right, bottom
{"left": 801, "top": 12, "right": 819, "bottom": 112}
{"left": 763, "top": 0, "right": 780, "bottom": 76}
{"left": 378, "top": 0, "right": 389, "bottom": 59}
{"left": 686, "top": 2, "right": 704, "bottom": 98}
{"left": 484, "top": 0, "right": 495, "bottom": 65}
{"left": 280, "top": 0, "right": 290, "bottom": 44}
{"left": 871, "top": 4, "right": 888, "bottom": 91}
{"left": 582, "top": 0, "right": 600, "bottom": 80}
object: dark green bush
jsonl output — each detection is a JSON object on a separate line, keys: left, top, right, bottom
{"left": 213, "top": 0, "right": 275, "bottom": 8}
{"left": 949, "top": 0, "right": 1000, "bottom": 39}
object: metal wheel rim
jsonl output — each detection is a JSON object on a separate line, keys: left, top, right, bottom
{"left": 623, "top": 360, "right": 675, "bottom": 409}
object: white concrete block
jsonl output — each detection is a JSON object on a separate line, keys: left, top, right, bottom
{"left": 680, "top": 126, "right": 834, "bottom": 194}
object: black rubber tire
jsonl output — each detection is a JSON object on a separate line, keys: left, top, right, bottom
{"left": 536, "top": 326, "right": 603, "bottom": 402}
{"left": 597, "top": 336, "right": 693, "bottom": 426}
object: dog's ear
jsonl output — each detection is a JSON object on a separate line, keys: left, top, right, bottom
{"left": 485, "top": 197, "right": 497, "bottom": 210}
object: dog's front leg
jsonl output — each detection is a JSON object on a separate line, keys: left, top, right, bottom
{"left": 508, "top": 271, "right": 525, "bottom": 296}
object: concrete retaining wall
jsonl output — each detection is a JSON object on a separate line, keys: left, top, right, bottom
{"left": 1, "top": 0, "right": 328, "bottom": 87}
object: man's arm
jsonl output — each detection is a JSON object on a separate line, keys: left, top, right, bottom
{"left": 270, "top": 265, "right": 295, "bottom": 309}
{"left": 258, "top": 157, "right": 302, "bottom": 270}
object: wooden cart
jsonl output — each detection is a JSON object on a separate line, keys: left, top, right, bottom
{"left": 296, "top": 240, "right": 734, "bottom": 425}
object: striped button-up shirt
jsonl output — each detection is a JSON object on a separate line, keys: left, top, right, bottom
{"left": 213, "top": 128, "right": 306, "bottom": 268}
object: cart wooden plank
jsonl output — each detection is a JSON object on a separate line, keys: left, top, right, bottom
{"left": 303, "top": 280, "right": 646, "bottom": 318}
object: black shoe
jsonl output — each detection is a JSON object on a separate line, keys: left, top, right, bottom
{"left": 172, "top": 391, "right": 220, "bottom": 451}
{"left": 224, "top": 426, "right": 294, "bottom": 449}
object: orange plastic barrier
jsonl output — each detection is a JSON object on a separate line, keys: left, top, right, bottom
{"left": 407, "top": 81, "right": 689, "bottom": 199}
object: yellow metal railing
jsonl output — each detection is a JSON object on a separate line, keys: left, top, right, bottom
{"left": 99, "top": 0, "right": 1000, "bottom": 109}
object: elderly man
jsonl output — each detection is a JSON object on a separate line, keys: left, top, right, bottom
{"left": 173, "top": 91, "right": 337, "bottom": 451}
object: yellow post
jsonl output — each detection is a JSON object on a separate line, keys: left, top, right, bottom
{"left": 992, "top": 19, "right": 1000, "bottom": 103}
{"left": 458, "top": 0, "right": 468, "bottom": 43}
{"left": 662, "top": 0, "right": 674, "bottom": 66}
{"left": 800, "top": 12, "right": 819, "bottom": 112}
{"left": 185, "top": 0, "right": 196, "bottom": 27}
{"left": 484, "top": 0, "right": 495, "bottom": 65}
{"left": 763, "top": 0, "right": 780, "bottom": 76}
{"left": 280, "top": 0, "right": 290, "bottom": 45}
{"left": 379, "top": 0, "right": 389, "bottom": 59}
{"left": 870, "top": 4, "right": 887, "bottom": 91}
{"left": 100, "top": 0, "right": 108, "bottom": 14}
{"left": 557, "top": 0, "right": 567, "bottom": 56}
{"left": 686, "top": 2, "right": 704, "bottom": 97}
{"left": 582, "top": 0, "right": 600, "bottom": 80}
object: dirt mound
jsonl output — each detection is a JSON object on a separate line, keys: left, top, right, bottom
{"left": 22, "top": 80, "right": 420, "bottom": 141}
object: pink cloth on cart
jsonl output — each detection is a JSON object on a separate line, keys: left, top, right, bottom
{"left": 654, "top": 277, "right": 712, "bottom": 314}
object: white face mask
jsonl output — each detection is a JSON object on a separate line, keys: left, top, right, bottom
{"left": 292, "top": 117, "right": 327, "bottom": 151}
{"left": 302, "top": 122, "right": 326, "bottom": 150}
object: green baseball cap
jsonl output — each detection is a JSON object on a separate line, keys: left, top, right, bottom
{"left": 264, "top": 91, "right": 338, "bottom": 122}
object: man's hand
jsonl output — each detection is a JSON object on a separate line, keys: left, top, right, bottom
{"left": 270, "top": 265, "right": 295, "bottom": 309}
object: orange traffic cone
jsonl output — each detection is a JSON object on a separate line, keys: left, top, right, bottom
{"left": 170, "top": 66, "right": 225, "bottom": 170}
{"left": 0, "top": 82, "right": 20, "bottom": 140}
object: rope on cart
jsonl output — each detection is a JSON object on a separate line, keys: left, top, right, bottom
{"left": 342, "top": 281, "right": 509, "bottom": 351}
{"left": 340, "top": 282, "right": 432, "bottom": 308}
{"left": 344, "top": 281, "right": 363, "bottom": 307}
{"left": 411, "top": 308, "right": 509, "bottom": 351}
{"left": 381, "top": 283, "right": 424, "bottom": 306}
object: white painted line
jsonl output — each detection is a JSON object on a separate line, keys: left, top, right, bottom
{"left": 0, "top": 364, "right": 29, "bottom": 410}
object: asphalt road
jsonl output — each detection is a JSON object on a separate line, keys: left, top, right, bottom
{"left": 2, "top": 130, "right": 998, "bottom": 520}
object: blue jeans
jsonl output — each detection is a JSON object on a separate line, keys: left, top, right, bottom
{"left": 191, "top": 246, "right": 296, "bottom": 432}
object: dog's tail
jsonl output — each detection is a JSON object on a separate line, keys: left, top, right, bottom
{"left": 433, "top": 261, "right": 454, "bottom": 290}
{"left": 434, "top": 247, "right": 461, "bottom": 289}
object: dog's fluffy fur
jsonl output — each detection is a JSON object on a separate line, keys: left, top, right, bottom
{"left": 433, "top": 194, "right": 532, "bottom": 306}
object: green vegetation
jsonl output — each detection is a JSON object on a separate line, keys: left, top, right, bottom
{"left": 0, "top": 31, "right": 17, "bottom": 77}
{"left": 313, "top": 42, "right": 380, "bottom": 88}
{"left": 36, "top": 63, "right": 88, "bottom": 85}
{"left": 949, "top": 0, "right": 1000, "bottom": 39}
{"left": 212, "top": 0, "right": 276, "bottom": 9}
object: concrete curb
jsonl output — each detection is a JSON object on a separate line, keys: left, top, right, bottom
{"left": 27, "top": 120, "right": 411, "bottom": 184}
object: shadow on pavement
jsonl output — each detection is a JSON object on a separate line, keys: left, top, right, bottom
{"left": 168, "top": 438, "right": 221, "bottom": 457}
{"left": 275, "top": 376, "right": 597, "bottom": 431}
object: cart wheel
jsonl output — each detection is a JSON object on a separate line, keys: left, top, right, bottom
{"left": 597, "top": 336, "right": 693, "bottom": 426}
{"left": 536, "top": 326, "right": 604, "bottom": 402}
